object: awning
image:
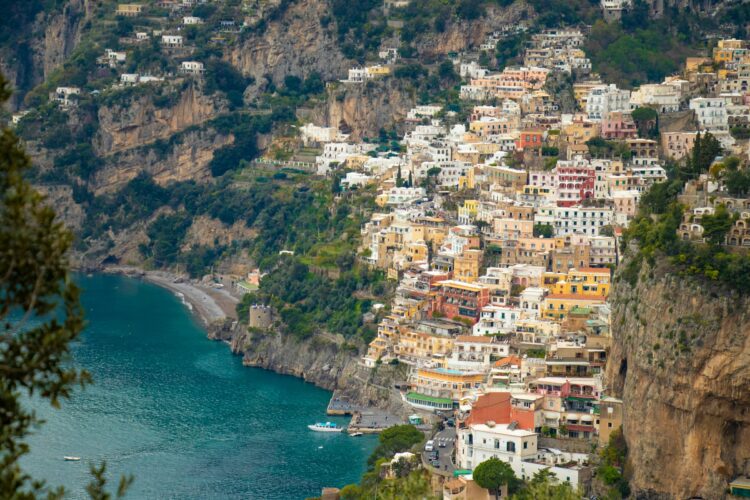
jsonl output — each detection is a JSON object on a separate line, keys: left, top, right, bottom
{"left": 544, "top": 412, "right": 559, "bottom": 419}
{"left": 581, "top": 414, "right": 594, "bottom": 422}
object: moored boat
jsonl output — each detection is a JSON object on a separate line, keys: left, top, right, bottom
{"left": 64, "top": 456, "right": 81, "bottom": 461}
{"left": 308, "top": 422, "right": 344, "bottom": 432}
{"left": 350, "top": 432, "right": 363, "bottom": 437}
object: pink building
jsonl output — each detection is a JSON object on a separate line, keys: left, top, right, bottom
{"left": 601, "top": 111, "right": 637, "bottom": 140}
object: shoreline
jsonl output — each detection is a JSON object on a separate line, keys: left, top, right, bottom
{"left": 99, "top": 266, "right": 240, "bottom": 327}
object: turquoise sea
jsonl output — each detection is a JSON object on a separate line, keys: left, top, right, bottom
{"left": 22, "top": 274, "right": 376, "bottom": 499}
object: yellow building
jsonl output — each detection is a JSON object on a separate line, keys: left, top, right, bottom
{"left": 458, "top": 200, "right": 479, "bottom": 222}
{"left": 713, "top": 39, "right": 748, "bottom": 65}
{"left": 548, "top": 267, "right": 611, "bottom": 298}
{"left": 116, "top": 3, "right": 143, "bottom": 16}
{"left": 408, "top": 367, "right": 486, "bottom": 409}
{"left": 395, "top": 329, "right": 454, "bottom": 365}
{"left": 454, "top": 248, "right": 483, "bottom": 283}
{"left": 365, "top": 65, "right": 391, "bottom": 77}
{"left": 543, "top": 294, "right": 606, "bottom": 321}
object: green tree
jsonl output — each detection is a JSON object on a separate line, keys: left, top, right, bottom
{"left": 631, "top": 107, "right": 658, "bottom": 138}
{"left": 513, "top": 469, "right": 581, "bottom": 500}
{"left": 701, "top": 204, "right": 733, "bottom": 245}
{"left": 0, "top": 74, "right": 130, "bottom": 497}
{"left": 473, "top": 458, "right": 516, "bottom": 500}
{"left": 688, "top": 132, "right": 722, "bottom": 177}
{"left": 367, "top": 425, "right": 424, "bottom": 467}
{"left": 533, "top": 223, "right": 554, "bottom": 238}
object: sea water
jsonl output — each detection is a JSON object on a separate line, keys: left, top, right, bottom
{"left": 22, "top": 274, "right": 376, "bottom": 499}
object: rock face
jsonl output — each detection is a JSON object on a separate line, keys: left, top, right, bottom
{"left": 92, "top": 128, "right": 232, "bottom": 194}
{"left": 1, "top": 0, "right": 92, "bottom": 109}
{"left": 94, "top": 83, "right": 220, "bottom": 156}
{"left": 415, "top": 2, "right": 530, "bottom": 57}
{"left": 227, "top": 326, "right": 408, "bottom": 415}
{"left": 308, "top": 79, "right": 418, "bottom": 140}
{"left": 607, "top": 255, "right": 750, "bottom": 499}
{"left": 228, "top": 0, "right": 350, "bottom": 86}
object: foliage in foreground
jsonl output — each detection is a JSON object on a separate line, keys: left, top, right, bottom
{"left": 0, "top": 73, "right": 130, "bottom": 498}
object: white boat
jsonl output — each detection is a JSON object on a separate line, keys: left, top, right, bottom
{"left": 350, "top": 432, "right": 364, "bottom": 437}
{"left": 63, "top": 456, "right": 81, "bottom": 461}
{"left": 308, "top": 422, "right": 344, "bottom": 433}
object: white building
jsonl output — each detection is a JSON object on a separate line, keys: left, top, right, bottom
{"left": 378, "top": 47, "right": 399, "bottom": 63}
{"left": 378, "top": 187, "right": 427, "bottom": 206}
{"left": 161, "top": 35, "right": 184, "bottom": 48}
{"left": 179, "top": 61, "right": 205, "bottom": 75}
{"left": 589, "top": 236, "right": 617, "bottom": 266}
{"left": 100, "top": 49, "right": 126, "bottom": 68}
{"left": 456, "top": 422, "right": 589, "bottom": 487}
{"left": 120, "top": 73, "right": 140, "bottom": 84}
{"left": 446, "top": 336, "right": 510, "bottom": 372}
{"left": 460, "top": 61, "right": 490, "bottom": 79}
{"left": 315, "top": 142, "right": 362, "bottom": 175}
{"left": 539, "top": 206, "right": 614, "bottom": 236}
{"left": 299, "top": 123, "right": 348, "bottom": 146}
{"left": 407, "top": 105, "right": 443, "bottom": 121}
{"left": 519, "top": 287, "right": 547, "bottom": 318}
{"left": 53, "top": 87, "right": 81, "bottom": 108}
{"left": 690, "top": 97, "right": 728, "bottom": 131}
{"left": 182, "top": 16, "right": 203, "bottom": 25}
{"left": 340, "top": 172, "right": 373, "bottom": 190}
{"left": 586, "top": 84, "right": 631, "bottom": 121}
{"left": 473, "top": 305, "right": 521, "bottom": 335}
{"left": 630, "top": 83, "right": 680, "bottom": 113}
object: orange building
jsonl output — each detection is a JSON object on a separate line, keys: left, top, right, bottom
{"left": 432, "top": 280, "right": 491, "bottom": 323}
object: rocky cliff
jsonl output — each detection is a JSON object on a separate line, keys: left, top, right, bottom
{"left": 228, "top": 0, "right": 351, "bottom": 90}
{"left": 92, "top": 127, "right": 232, "bottom": 194}
{"left": 214, "top": 325, "right": 409, "bottom": 415}
{"left": 94, "top": 82, "right": 221, "bottom": 156}
{"left": 306, "top": 79, "right": 418, "bottom": 140}
{"left": 607, "top": 254, "right": 750, "bottom": 499}
{"left": 1, "top": 0, "right": 92, "bottom": 110}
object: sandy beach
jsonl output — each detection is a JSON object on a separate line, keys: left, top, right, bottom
{"left": 102, "top": 266, "right": 240, "bottom": 326}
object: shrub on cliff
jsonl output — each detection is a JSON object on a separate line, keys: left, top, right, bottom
{"left": 367, "top": 425, "right": 424, "bottom": 468}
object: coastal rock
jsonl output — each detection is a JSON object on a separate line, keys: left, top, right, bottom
{"left": 229, "top": 327, "right": 409, "bottom": 415}
{"left": 607, "top": 255, "right": 750, "bottom": 499}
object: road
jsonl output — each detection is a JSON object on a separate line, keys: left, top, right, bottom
{"left": 422, "top": 427, "right": 457, "bottom": 474}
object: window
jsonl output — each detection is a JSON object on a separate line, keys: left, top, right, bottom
{"left": 506, "top": 441, "right": 516, "bottom": 452}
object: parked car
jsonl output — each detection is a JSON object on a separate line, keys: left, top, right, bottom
{"left": 439, "top": 441, "right": 446, "bottom": 448}
{"left": 424, "top": 440, "right": 434, "bottom": 452}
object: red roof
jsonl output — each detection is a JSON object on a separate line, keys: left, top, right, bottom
{"left": 466, "top": 392, "right": 511, "bottom": 426}
{"left": 494, "top": 355, "right": 522, "bottom": 368}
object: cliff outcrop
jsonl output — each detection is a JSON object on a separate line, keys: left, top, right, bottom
{"left": 1, "top": 0, "right": 92, "bottom": 110}
{"left": 415, "top": 2, "right": 530, "bottom": 57}
{"left": 92, "top": 128, "right": 232, "bottom": 194}
{"left": 607, "top": 255, "right": 750, "bottom": 499}
{"left": 228, "top": 0, "right": 350, "bottom": 88}
{"left": 223, "top": 326, "right": 408, "bottom": 415}
{"left": 307, "top": 79, "right": 417, "bottom": 140}
{"left": 94, "top": 83, "right": 220, "bottom": 156}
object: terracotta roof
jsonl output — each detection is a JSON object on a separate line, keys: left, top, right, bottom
{"left": 466, "top": 392, "right": 511, "bottom": 426}
{"left": 546, "top": 293, "right": 606, "bottom": 301}
{"left": 494, "top": 355, "right": 522, "bottom": 367}
{"left": 456, "top": 335, "right": 494, "bottom": 343}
